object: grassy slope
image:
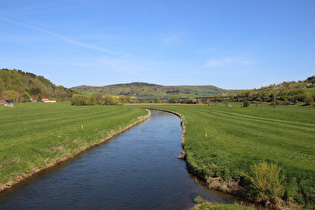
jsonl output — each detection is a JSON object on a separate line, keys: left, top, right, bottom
{"left": 0, "top": 102, "right": 148, "bottom": 189}
{"left": 306, "top": 87, "right": 315, "bottom": 94}
{"left": 144, "top": 104, "right": 315, "bottom": 204}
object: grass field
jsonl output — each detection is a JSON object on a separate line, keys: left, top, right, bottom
{"left": 306, "top": 87, "right": 315, "bottom": 94}
{"left": 0, "top": 102, "right": 148, "bottom": 191}
{"left": 1, "top": 102, "right": 314, "bottom": 206}
{"left": 143, "top": 103, "right": 315, "bottom": 206}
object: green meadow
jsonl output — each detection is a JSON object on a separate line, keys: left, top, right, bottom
{"left": 0, "top": 102, "right": 148, "bottom": 190}
{"left": 144, "top": 103, "right": 315, "bottom": 206}
{"left": 1, "top": 102, "right": 314, "bottom": 207}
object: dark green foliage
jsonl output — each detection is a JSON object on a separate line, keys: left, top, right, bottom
{"left": 291, "top": 93, "right": 307, "bottom": 103}
{"left": 305, "top": 76, "right": 315, "bottom": 84}
{"left": 243, "top": 101, "right": 250, "bottom": 107}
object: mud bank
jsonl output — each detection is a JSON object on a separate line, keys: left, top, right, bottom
{"left": 0, "top": 110, "right": 151, "bottom": 193}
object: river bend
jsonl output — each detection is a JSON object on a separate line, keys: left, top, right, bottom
{"left": 0, "top": 111, "right": 235, "bottom": 209}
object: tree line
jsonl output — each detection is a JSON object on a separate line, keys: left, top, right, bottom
{"left": 2, "top": 68, "right": 313, "bottom": 107}
{"left": 132, "top": 76, "right": 315, "bottom": 106}
{"left": 71, "top": 94, "right": 130, "bottom": 106}
{"left": 229, "top": 76, "right": 315, "bottom": 105}
{"left": 199, "top": 76, "right": 315, "bottom": 106}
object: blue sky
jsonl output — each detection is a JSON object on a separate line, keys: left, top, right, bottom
{"left": 0, "top": 0, "right": 314, "bottom": 89}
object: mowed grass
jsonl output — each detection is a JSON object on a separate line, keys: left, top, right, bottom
{"left": 144, "top": 103, "right": 315, "bottom": 204}
{"left": 306, "top": 87, "right": 315, "bottom": 94}
{"left": 0, "top": 102, "right": 148, "bottom": 189}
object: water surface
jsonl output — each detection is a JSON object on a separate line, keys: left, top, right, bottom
{"left": 0, "top": 111, "right": 236, "bottom": 209}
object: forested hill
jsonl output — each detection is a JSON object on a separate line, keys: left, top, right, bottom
{"left": 72, "top": 82, "right": 241, "bottom": 98}
{"left": 234, "top": 76, "right": 315, "bottom": 103}
{"left": 0, "top": 69, "right": 75, "bottom": 102}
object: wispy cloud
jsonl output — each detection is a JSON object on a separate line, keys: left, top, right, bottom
{"left": 0, "top": 17, "right": 119, "bottom": 55}
{"left": 161, "top": 33, "right": 182, "bottom": 45}
{"left": 204, "top": 57, "right": 256, "bottom": 68}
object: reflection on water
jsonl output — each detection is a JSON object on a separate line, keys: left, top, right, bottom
{"left": 0, "top": 111, "right": 237, "bottom": 209}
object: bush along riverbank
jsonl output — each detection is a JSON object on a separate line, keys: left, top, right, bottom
{"left": 144, "top": 104, "right": 315, "bottom": 209}
{"left": 0, "top": 102, "right": 150, "bottom": 193}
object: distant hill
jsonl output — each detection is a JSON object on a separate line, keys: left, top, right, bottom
{"left": 72, "top": 82, "right": 241, "bottom": 98}
{"left": 234, "top": 76, "right": 315, "bottom": 104}
{"left": 0, "top": 69, "right": 75, "bottom": 102}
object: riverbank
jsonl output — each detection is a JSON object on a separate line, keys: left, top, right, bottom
{"left": 143, "top": 104, "right": 315, "bottom": 209}
{"left": 145, "top": 108, "right": 248, "bottom": 199}
{"left": 1, "top": 109, "right": 239, "bottom": 209}
{"left": 0, "top": 103, "right": 150, "bottom": 193}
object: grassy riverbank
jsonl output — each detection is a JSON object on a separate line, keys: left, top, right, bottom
{"left": 0, "top": 102, "right": 149, "bottom": 192}
{"left": 143, "top": 103, "right": 315, "bottom": 207}
{"left": 192, "top": 203, "right": 254, "bottom": 210}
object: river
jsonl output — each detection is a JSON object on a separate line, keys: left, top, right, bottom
{"left": 0, "top": 110, "right": 237, "bottom": 209}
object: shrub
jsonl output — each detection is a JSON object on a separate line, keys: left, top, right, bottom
{"left": 153, "top": 97, "right": 161, "bottom": 103}
{"left": 71, "top": 94, "right": 88, "bottom": 106}
{"left": 103, "top": 94, "right": 118, "bottom": 105}
{"left": 291, "top": 93, "right": 306, "bottom": 102}
{"left": 186, "top": 97, "right": 197, "bottom": 104}
{"left": 243, "top": 101, "right": 250, "bottom": 107}
{"left": 304, "top": 94, "right": 314, "bottom": 105}
{"left": 244, "top": 161, "right": 285, "bottom": 202}
{"left": 71, "top": 94, "right": 121, "bottom": 106}
{"left": 119, "top": 95, "right": 126, "bottom": 103}
{"left": 168, "top": 95, "right": 180, "bottom": 103}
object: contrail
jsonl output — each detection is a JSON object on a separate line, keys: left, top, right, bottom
{"left": 0, "top": 17, "right": 119, "bottom": 55}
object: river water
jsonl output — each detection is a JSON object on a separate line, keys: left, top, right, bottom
{"left": 0, "top": 111, "right": 237, "bottom": 209}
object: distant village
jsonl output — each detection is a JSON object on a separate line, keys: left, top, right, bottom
{"left": 0, "top": 98, "right": 56, "bottom": 107}
{"left": 30, "top": 98, "right": 56, "bottom": 103}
